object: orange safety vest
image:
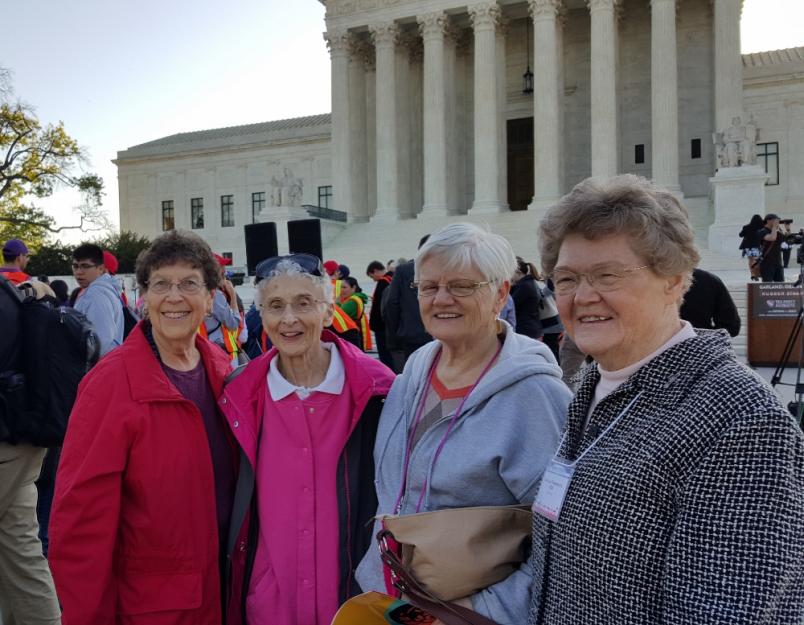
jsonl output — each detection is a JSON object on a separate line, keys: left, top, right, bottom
{"left": 198, "top": 315, "right": 242, "bottom": 356}
{"left": 331, "top": 279, "right": 343, "bottom": 301}
{"left": 330, "top": 304, "right": 358, "bottom": 333}
{"left": 343, "top": 294, "right": 373, "bottom": 352}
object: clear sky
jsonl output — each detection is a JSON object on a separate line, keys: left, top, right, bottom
{"left": 3, "top": 0, "right": 802, "bottom": 242}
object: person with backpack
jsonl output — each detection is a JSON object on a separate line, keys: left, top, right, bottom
{"left": 1, "top": 238, "right": 32, "bottom": 285}
{"left": 49, "top": 230, "right": 235, "bottom": 625}
{"left": 72, "top": 243, "right": 125, "bottom": 356}
{"left": 0, "top": 273, "right": 64, "bottom": 625}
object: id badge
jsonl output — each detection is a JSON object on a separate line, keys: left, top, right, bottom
{"left": 532, "top": 459, "right": 576, "bottom": 522}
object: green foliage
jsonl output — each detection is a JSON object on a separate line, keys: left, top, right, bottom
{"left": 0, "top": 203, "right": 54, "bottom": 250}
{"left": 91, "top": 230, "right": 152, "bottom": 274}
{"left": 25, "top": 241, "right": 74, "bottom": 276}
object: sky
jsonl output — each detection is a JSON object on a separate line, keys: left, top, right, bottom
{"left": 3, "top": 0, "right": 803, "bottom": 243}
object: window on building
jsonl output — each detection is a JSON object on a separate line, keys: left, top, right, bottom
{"left": 757, "top": 142, "right": 779, "bottom": 186}
{"left": 221, "top": 195, "right": 234, "bottom": 227}
{"left": 161, "top": 200, "right": 174, "bottom": 231}
{"left": 318, "top": 185, "right": 333, "bottom": 209}
{"left": 252, "top": 191, "right": 265, "bottom": 223}
{"left": 191, "top": 197, "right": 204, "bottom": 229}
{"left": 634, "top": 144, "right": 645, "bottom": 165}
{"left": 691, "top": 138, "right": 702, "bottom": 159}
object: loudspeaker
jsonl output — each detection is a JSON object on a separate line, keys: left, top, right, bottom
{"left": 287, "top": 219, "right": 323, "bottom": 260}
{"left": 244, "top": 222, "right": 278, "bottom": 275}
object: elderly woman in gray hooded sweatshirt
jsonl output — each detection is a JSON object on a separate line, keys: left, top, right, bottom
{"left": 355, "top": 223, "right": 571, "bottom": 625}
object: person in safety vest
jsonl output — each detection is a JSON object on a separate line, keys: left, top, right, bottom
{"left": 200, "top": 254, "right": 247, "bottom": 366}
{"left": 0, "top": 239, "right": 31, "bottom": 285}
{"left": 339, "top": 276, "right": 372, "bottom": 351}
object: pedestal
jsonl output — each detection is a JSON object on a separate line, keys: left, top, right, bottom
{"left": 708, "top": 165, "right": 769, "bottom": 256}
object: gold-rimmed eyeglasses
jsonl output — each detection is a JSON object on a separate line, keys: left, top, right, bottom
{"left": 411, "top": 280, "right": 492, "bottom": 298}
{"left": 550, "top": 265, "right": 651, "bottom": 295}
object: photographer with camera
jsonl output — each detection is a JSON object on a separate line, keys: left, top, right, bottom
{"left": 758, "top": 213, "right": 785, "bottom": 282}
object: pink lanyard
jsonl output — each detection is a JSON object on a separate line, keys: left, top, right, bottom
{"left": 392, "top": 342, "right": 503, "bottom": 514}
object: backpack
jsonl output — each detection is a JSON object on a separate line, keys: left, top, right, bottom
{"left": 0, "top": 279, "right": 100, "bottom": 446}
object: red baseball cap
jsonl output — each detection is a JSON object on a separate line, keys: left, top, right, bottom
{"left": 102, "top": 250, "right": 119, "bottom": 275}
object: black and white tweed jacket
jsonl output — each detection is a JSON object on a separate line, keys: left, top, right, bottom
{"left": 528, "top": 330, "right": 804, "bottom": 625}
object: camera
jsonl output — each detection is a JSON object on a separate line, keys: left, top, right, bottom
{"left": 780, "top": 219, "right": 794, "bottom": 225}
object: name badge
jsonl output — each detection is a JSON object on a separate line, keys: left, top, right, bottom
{"left": 533, "top": 459, "right": 576, "bottom": 522}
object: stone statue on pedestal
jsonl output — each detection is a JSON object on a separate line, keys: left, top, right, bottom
{"left": 713, "top": 115, "right": 760, "bottom": 168}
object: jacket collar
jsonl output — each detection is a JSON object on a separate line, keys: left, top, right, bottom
{"left": 126, "top": 322, "right": 231, "bottom": 403}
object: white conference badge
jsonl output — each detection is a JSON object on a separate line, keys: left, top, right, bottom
{"left": 533, "top": 459, "right": 576, "bottom": 522}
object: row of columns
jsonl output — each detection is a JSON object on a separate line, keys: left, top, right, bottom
{"left": 327, "top": 0, "right": 743, "bottom": 219}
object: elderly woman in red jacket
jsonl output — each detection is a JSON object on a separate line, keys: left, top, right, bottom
{"left": 50, "top": 230, "right": 235, "bottom": 625}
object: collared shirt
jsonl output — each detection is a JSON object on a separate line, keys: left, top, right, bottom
{"left": 267, "top": 341, "right": 345, "bottom": 400}
{"left": 248, "top": 341, "right": 354, "bottom": 625}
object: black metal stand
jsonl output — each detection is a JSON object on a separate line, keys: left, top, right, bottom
{"left": 770, "top": 264, "right": 804, "bottom": 428}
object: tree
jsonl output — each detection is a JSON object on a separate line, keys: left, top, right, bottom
{"left": 25, "top": 241, "right": 74, "bottom": 276}
{"left": 93, "top": 230, "right": 151, "bottom": 274}
{"left": 0, "top": 69, "right": 109, "bottom": 239}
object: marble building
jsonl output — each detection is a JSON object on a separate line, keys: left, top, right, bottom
{"left": 115, "top": 0, "right": 804, "bottom": 266}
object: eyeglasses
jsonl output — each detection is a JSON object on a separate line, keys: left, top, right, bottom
{"left": 147, "top": 278, "right": 206, "bottom": 295}
{"left": 259, "top": 296, "right": 325, "bottom": 316}
{"left": 255, "top": 254, "right": 323, "bottom": 282}
{"left": 72, "top": 262, "right": 98, "bottom": 271}
{"left": 411, "top": 280, "right": 492, "bottom": 298}
{"left": 550, "top": 265, "right": 651, "bottom": 295}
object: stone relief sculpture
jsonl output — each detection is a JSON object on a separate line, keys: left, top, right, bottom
{"left": 269, "top": 175, "right": 281, "bottom": 207}
{"left": 713, "top": 115, "right": 760, "bottom": 168}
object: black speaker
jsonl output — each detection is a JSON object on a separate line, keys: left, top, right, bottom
{"left": 287, "top": 219, "right": 323, "bottom": 260}
{"left": 244, "top": 222, "right": 278, "bottom": 275}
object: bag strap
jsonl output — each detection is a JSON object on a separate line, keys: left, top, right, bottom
{"left": 377, "top": 529, "right": 500, "bottom": 625}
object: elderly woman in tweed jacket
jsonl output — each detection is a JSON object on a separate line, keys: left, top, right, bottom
{"left": 528, "top": 174, "right": 804, "bottom": 625}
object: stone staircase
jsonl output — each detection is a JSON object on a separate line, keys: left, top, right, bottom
{"left": 308, "top": 195, "right": 751, "bottom": 357}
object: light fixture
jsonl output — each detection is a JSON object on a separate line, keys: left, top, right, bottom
{"left": 523, "top": 18, "right": 534, "bottom": 95}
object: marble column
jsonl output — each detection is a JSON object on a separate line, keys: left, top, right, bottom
{"left": 348, "top": 36, "right": 369, "bottom": 222}
{"left": 469, "top": 2, "right": 507, "bottom": 213}
{"left": 324, "top": 28, "right": 355, "bottom": 217}
{"left": 651, "top": 0, "right": 682, "bottom": 195}
{"left": 713, "top": 0, "right": 744, "bottom": 133}
{"left": 418, "top": 11, "right": 451, "bottom": 216}
{"left": 364, "top": 47, "right": 378, "bottom": 218}
{"left": 528, "top": 0, "right": 564, "bottom": 209}
{"left": 369, "top": 22, "right": 401, "bottom": 219}
{"left": 589, "top": 0, "right": 620, "bottom": 178}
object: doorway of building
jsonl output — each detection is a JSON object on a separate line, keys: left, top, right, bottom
{"left": 507, "top": 117, "right": 534, "bottom": 212}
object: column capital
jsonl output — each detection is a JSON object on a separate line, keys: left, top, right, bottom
{"left": 324, "top": 28, "right": 351, "bottom": 57}
{"left": 528, "top": 0, "right": 563, "bottom": 20}
{"left": 369, "top": 22, "right": 400, "bottom": 49}
{"left": 417, "top": 11, "right": 449, "bottom": 41}
{"left": 586, "top": 0, "right": 621, "bottom": 11}
{"left": 469, "top": 2, "right": 502, "bottom": 32}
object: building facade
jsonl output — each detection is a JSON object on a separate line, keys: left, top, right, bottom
{"left": 115, "top": 0, "right": 804, "bottom": 266}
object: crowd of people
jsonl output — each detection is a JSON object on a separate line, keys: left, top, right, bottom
{"left": 0, "top": 173, "right": 802, "bottom": 625}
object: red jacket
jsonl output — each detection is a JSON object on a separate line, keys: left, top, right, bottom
{"left": 49, "top": 324, "right": 232, "bottom": 625}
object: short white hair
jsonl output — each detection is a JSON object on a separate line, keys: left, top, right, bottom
{"left": 415, "top": 223, "right": 516, "bottom": 284}
{"left": 255, "top": 259, "right": 333, "bottom": 304}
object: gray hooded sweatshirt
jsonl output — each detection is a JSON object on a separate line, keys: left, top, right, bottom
{"left": 355, "top": 321, "right": 571, "bottom": 625}
{"left": 75, "top": 273, "right": 124, "bottom": 356}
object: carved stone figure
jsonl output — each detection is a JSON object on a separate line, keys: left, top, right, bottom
{"left": 742, "top": 114, "right": 759, "bottom": 165}
{"left": 269, "top": 175, "right": 281, "bottom": 207}
{"left": 714, "top": 115, "right": 761, "bottom": 169}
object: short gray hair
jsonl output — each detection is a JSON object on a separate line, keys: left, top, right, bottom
{"left": 255, "top": 259, "right": 333, "bottom": 305}
{"left": 415, "top": 222, "right": 516, "bottom": 285}
{"left": 538, "top": 174, "right": 700, "bottom": 287}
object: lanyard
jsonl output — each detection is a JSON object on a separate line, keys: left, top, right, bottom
{"left": 393, "top": 341, "right": 503, "bottom": 514}
{"left": 557, "top": 391, "right": 644, "bottom": 467}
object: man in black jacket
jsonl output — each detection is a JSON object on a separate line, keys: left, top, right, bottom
{"left": 366, "top": 260, "right": 395, "bottom": 370}
{"left": 383, "top": 235, "right": 433, "bottom": 372}
{"left": 680, "top": 268, "right": 741, "bottom": 337}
